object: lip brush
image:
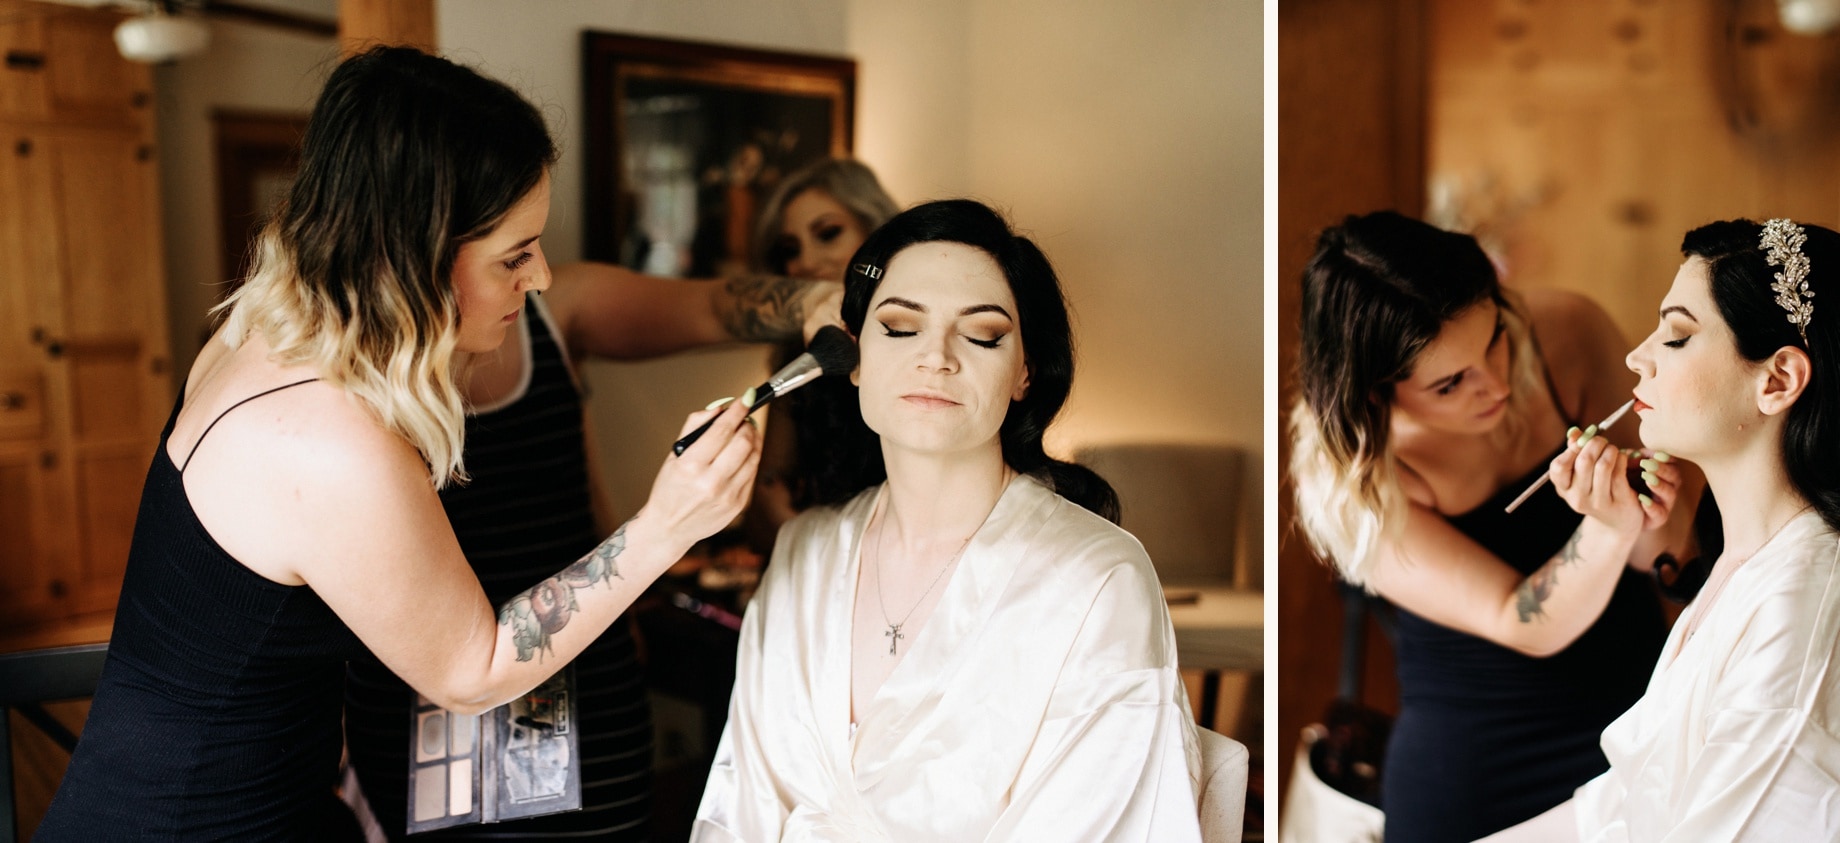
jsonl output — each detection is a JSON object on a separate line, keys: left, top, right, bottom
{"left": 1503, "top": 398, "right": 1636, "bottom": 514}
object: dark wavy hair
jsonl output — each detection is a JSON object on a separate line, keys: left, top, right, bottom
{"left": 792, "top": 199, "right": 1119, "bottom": 522}
{"left": 1655, "top": 219, "right": 1840, "bottom": 601}
{"left": 1289, "top": 211, "right": 1539, "bottom": 578}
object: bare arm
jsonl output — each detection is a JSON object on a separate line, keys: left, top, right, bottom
{"left": 1370, "top": 435, "right": 1646, "bottom": 657}
{"left": 187, "top": 390, "right": 761, "bottom": 716}
{"left": 543, "top": 261, "right": 841, "bottom": 361}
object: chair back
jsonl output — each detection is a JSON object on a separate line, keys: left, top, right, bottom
{"left": 0, "top": 643, "right": 109, "bottom": 843}
{"left": 1197, "top": 725, "right": 1248, "bottom": 843}
{"left": 1075, "top": 443, "right": 1256, "bottom": 588}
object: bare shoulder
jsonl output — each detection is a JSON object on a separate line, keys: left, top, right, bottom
{"left": 1517, "top": 287, "right": 1630, "bottom": 419}
{"left": 180, "top": 380, "right": 443, "bottom": 584}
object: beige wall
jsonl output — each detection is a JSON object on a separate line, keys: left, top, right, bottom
{"left": 435, "top": 0, "right": 1264, "bottom": 530}
{"left": 155, "top": 21, "right": 338, "bottom": 376}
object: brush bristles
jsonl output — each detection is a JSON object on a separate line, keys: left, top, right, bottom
{"left": 808, "top": 325, "right": 859, "bottom": 376}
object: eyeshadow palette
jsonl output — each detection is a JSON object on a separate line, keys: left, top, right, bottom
{"left": 404, "top": 666, "right": 582, "bottom": 833}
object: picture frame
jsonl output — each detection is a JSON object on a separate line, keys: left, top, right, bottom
{"left": 581, "top": 31, "right": 856, "bottom": 277}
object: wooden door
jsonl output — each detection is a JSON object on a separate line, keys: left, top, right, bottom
{"left": 0, "top": 0, "right": 167, "bottom": 641}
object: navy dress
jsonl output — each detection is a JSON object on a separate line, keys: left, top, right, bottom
{"left": 1380, "top": 437, "right": 1667, "bottom": 842}
{"left": 37, "top": 383, "right": 367, "bottom": 841}
{"left": 344, "top": 299, "right": 653, "bottom": 840}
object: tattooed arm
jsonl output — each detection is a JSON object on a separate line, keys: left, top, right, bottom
{"left": 1365, "top": 435, "right": 1648, "bottom": 657}
{"left": 294, "top": 398, "right": 761, "bottom": 717}
{"left": 541, "top": 261, "right": 840, "bottom": 361}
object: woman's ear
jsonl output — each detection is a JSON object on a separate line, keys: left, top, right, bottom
{"left": 1757, "top": 345, "right": 1812, "bottom": 416}
{"left": 1011, "top": 365, "right": 1031, "bottom": 402}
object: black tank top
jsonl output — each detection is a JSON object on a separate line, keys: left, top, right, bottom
{"left": 1381, "top": 356, "right": 1666, "bottom": 843}
{"left": 344, "top": 299, "right": 652, "bottom": 840}
{"left": 38, "top": 379, "right": 368, "bottom": 841}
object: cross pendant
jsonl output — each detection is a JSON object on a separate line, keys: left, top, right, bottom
{"left": 885, "top": 623, "right": 904, "bottom": 655}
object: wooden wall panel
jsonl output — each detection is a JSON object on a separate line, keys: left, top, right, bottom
{"left": 1428, "top": 0, "right": 1840, "bottom": 344}
{"left": 339, "top": 0, "right": 436, "bottom": 56}
{"left": 1276, "top": 0, "right": 1424, "bottom": 805}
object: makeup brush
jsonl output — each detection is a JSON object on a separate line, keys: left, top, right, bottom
{"left": 1503, "top": 398, "right": 1637, "bottom": 514}
{"left": 672, "top": 325, "right": 858, "bottom": 456}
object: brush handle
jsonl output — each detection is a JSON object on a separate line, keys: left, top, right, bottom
{"left": 1502, "top": 399, "right": 1637, "bottom": 514}
{"left": 671, "top": 389, "right": 772, "bottom": 456}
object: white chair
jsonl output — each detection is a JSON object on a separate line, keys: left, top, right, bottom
{"left": 1197, "top": 726, "right": 1249, "bottom": 843}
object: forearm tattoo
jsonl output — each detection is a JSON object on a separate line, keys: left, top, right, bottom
{"left": 719, "top": 273, "right": 809, "bottom": 342}
{"left": 1515, "top": 529, "right": 1584, "bottom": 623}
{"left": 498, "top": 520, "right": 629, "bottom": 662}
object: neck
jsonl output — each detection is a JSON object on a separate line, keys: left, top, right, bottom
{"left": 1696, "top": 422, "right": 1809, "bottom": 558}
{"left": 876, "top": 443, "right": 1013, "bottom": 557}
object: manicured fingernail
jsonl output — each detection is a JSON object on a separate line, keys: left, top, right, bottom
{"left": 1639, "top": 493, "right": 1653, "bottom": 507}
{"left": 741, "top": 386, "right": 757, "bottom": 407}
{"left": 705, "top": 396, "right": 735, "bottom": 410}
{"left": 1578, "top": 432, "right": 1596, "bottom": 446}
{"left": 1654, "top": 451, "right": 1671, "bottom": 462}
{"left": 1640, "top": 458, "right": 1660, "bottom": 472}
{"left": 1642, "top": 471, "right": 1659, "bottom": 486}
{"left": 1585, "top": 425, "right": 1598, "bottom": 437}
{"left": 1567, "top": 425, "right": 1581, "bottom": 439}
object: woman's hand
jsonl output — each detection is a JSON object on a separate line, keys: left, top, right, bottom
{"left": 640, "top": 398, "right": 763, "bottom": 552}
{"left": 1549, "top": 427, "right": 1646, "bottom": 537}
{"left": 1630, "top": 449, "right": 1681, "bottom": 532}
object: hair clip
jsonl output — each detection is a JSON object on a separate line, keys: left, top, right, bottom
{"left": 853, "top": 263, "right": 883, "bottom": 280}
{"left": 1762, "top": 218, "right": 1814, "bottom": 343}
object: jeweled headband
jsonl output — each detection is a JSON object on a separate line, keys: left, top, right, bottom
{"left": 1762, "top": 217, "right": 1814, "bottom": 343}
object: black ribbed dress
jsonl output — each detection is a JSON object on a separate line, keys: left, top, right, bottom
{"left": 343, "top": 299, "right": 653, "bottom": 840}
{"left": 1379, "top": 390, "right": 1667, "bottom": 842}
{"left": 37, "top": 382, "right": 367, "bottom": 841}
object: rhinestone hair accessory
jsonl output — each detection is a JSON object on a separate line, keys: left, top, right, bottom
{"left": 1762, "top": 218, "right": 1814, "bottom": 342}
{"left": 853, "top": 263, "right": 883, "bottom": 280}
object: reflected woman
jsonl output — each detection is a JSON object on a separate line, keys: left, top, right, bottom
{"left": 693, "top": 200, "right": 1203, "bottom": 841}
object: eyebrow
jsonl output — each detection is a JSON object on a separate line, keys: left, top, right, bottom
{"left": 1659, "top": 305, "right": 1698, "bottom": 322}
{"left": 874, "top": 297, "right": 1015, "bottom": 320}
{"left": 502, "top": 235, "right": 540, "bottom": 255}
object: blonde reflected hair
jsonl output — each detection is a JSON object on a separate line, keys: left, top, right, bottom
{"left": 752, "top": 158, "right": 899, "bottom": 274}
{"left": 1290, "top": 212, "right": 1541, "bottom": 585}
{"left": 215, "top": 47, "right": 556, "bottom": 489}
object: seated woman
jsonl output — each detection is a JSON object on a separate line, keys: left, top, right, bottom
{"left": 692, "top": 199, "right": 1204, "bottom": 841}
{"left": 1482, "top": 218, "right": 1840, "bottom": 842}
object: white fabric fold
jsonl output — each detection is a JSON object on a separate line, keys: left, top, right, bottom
{"left": 1573, "top": 511, "right": 1840, "bottom": 842}
{"left": 692, "top": 475, "right": 1203, "bottom": 842}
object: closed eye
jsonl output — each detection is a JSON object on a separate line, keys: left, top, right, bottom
{"left": 879, "top": 321, "right": 916, "bottom": 338}
{"left": 966, "top": 335, "right": 1005, "bottom": 349}
{"left": 1436, "top": 372, "right": 1466, "bottom": 396}
{"left": 1662, "top": 337, "right": 1689, "bottom": 349}
{"left": 504, "top": 252, "right": 535, "bottom": 271}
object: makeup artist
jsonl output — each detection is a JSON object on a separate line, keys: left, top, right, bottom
{"left": 339, "top": 147, "right": 850, "bottom": 843}
{"left": 36, "top": 47, "right": 761, "bottom": 841}
{"left": 1287, "top": 212, "right": 1690, "bottom": 843}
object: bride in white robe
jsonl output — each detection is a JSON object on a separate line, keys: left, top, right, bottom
{"left": 692, "top": 199, "right": 1203, "bottom": 842}
{"left": 1479, "top": 218, "right": 1840, "bottom": 843}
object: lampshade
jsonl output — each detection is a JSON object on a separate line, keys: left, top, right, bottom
{"left": 1780, "top": 0, "right": 1840, "bottom": 35}
{"left": 113, "top": 12, "right": 210, "bottom": 63}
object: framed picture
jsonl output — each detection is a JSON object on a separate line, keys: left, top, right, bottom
{"left": 582, "top": 32, "right": 856, "bottom": 277}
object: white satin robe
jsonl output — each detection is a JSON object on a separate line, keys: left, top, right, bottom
{"left": 1572, "top": 511, "right": 1840, "bottom": 842}
{"left": 692, "top": 475, "right": 1203, "bottom": 842}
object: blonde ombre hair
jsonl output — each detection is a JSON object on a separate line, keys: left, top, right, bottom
{"left": 214, "top": 47, "right": 556, "bottom": 489}
{"left": 1289, "top": 212, "right": 1541, "bottom": 585}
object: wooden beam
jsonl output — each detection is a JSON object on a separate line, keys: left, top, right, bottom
{"left": 338, "top": 0, "right": 435, "bottom": 56}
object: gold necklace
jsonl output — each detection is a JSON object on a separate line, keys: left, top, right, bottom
{"left": 1684, "top": 505, "right": 1812, "bottom": 643}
